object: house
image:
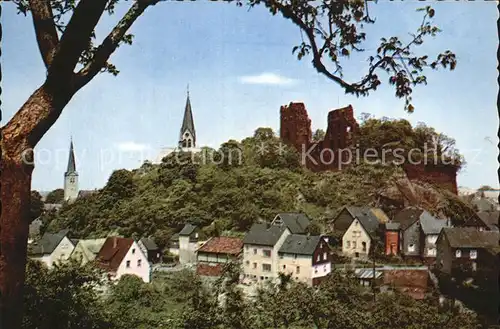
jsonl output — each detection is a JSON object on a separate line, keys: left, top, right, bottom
{"left": 419, "top": 211, "right": 450, "bottom": 260}
{"left": 70, "top": 238, "right": 106, "bottom": 265}
{"left": 436, "top": 227, "right": 499, "bottom": 275}
{"left": 341, "top": 211, "right": 383, "bottom": 258}
{"left": 138, "top": 238, "right": 162, "bottom": 264}
{"left": 178, "top": 223, "right": 201, "bottom": 264}
{"left": 393, "top": 207, "right": 450, "bottom": 259}
{"left": 477, "top": 211, "right": 499, "bottom": 231}
{"left": 384, "top": 222, "right": 400, "bottom": 255}
{"left": 28, "top": 229, "right": 76, "bottom": 268}
{"left": 242, "top": 223, "right": 290, "bottom": 283}
{"left": 271, "top": 213, "right": 311, "bottom": 234}
{"left": 168, "top": 233, "right": 180, "bottom": 256}
{"left": 331, "top": 206, "right": 389, "bottom": 236}
{"left": 28, "top": 217, "right": 43, "bottom": 244}
{"left": 96, "top": 237, "right": 151, "bottom": 283}
{"left": 277, "top": 235, "right": 332, "bottom": 286}
{"left": 196, "top": 236, "right": 243, "bottom": 277}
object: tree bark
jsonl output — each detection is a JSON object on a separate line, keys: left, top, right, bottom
{"left": 0, "top": 85, "right": 71, "bottom": 329}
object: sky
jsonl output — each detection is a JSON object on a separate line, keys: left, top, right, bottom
{"left": 1, "top": 0, "right": 498, "bottom": 192}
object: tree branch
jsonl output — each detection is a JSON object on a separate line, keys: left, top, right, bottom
{"left": 46, "top": 0, "right": 109, "bottom": 88}
{"left": 271, "top": 1, "right": 355, "bottom": 91}
{"left": 72, "top": 0, "right": 159, "bottom": 92}
{"left": 29, "top": 0, "right": 59, "bottom": 69}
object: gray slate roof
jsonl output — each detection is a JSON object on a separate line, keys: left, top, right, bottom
{"left": 179, "top": 223, "right": 197, "bottom": 236}
{"left": 179, "top": 92, "right": 196, "bottom": 144}
{"left": 385, "top": 222, "right": 400, "bottom": 230}
{"left": 419, "top": 211, "right": 449, "bottom": 234}
{"left": 66, "top": 140, "right": 76, "bottom": 173}
{"left": 278, "top": 235, "right": 323, "bottom": 255}
{"left": 441, "top": 227, "right": 499, "bottom": 248}
{"left": 352, "top": 210, "right": 382, "bottom": 238}
{"left": 29, "top": 229, "right": 70, "bottom": 256}
{"left": 140, "top": 238, "right": 159, "bottom": 250}
{"left": 393, "top": 207, "right": 423, "bottom": 230}
{"left": 274, "top": 213, "right": 311, "bottom": 234}
{"left": 243, "top": 223, "right": 287, "bottom": 246}
{"left": 344, "top": 206, "right": 387, "bottom": 227}
{"left": 477, "top": 211, "right": 499, "bottom": 230}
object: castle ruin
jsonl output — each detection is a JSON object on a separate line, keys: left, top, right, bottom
{"left": 279, "top": 102, "right": 458, "bottom": 194}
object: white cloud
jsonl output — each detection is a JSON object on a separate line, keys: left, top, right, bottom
{"left": 115, "top": 142, "right": 151, "bottom": 152}
{"left": 238, "top": 72, "right": 298, "bottom": 86}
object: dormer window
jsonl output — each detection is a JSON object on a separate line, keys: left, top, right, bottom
{"left": 470, "top": 250, "right": 477, "bottom": 259}
{"left": 455, "top": 250, "right": 462, "bottom": 258}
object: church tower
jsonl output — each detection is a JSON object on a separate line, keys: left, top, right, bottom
{"left": 64, "top": 139, "right": 79, "bottom": 202}
{"left": 179, "top": 86, "right": 196, "bottom": 149}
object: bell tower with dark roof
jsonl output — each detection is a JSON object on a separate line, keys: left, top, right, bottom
{"left": 179, "top": 85, "right": 196, "bottom": 149}
{"left": 64, "top": 138, "right": 79, "bottom": 202}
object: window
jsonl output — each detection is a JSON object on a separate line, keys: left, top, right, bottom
{"left": 314, "top": 268, "right": 318, "bottom": 274}
{"left": 470, "top": 250, "right": 477, "bottom": 259}
{"left": 253, "top": 262, "right": 257, "bottom": 269}
{"left": 352, "top": 241, "right": 357, "bottom": 249}
{"left": 323, "top": 252, "right": 327, "bottom": 260}
{"left": 323, "top": 265, "right": 327, "bottom": 272}
{"left": 294, "top": 254, "right": 297, "bottom": 259}
{"left": 283, "top": 265, "right": 286, "bottom": 270}
{"left": 263, "top": 250, "right": 271, "bottom": 257}
{"left": 137, "top": 259, "right": 142, "bottom": 267}
{"left": 427, "top": 248, "right": 436, "bottom": 257}
{"left": 253, "top": 249, "right": 257, "bottom": 255}
{"left": 132, "top": 248, "right": 135, "bottom": 254}
{"left": 279, "top": 253, "right": 283, "bottom": 259}
{"left": 245, "top": 261, "right": 250, "bottom": 266}
{"left": 355, "top": 221, "right": 358, "bottom": 226}
{"left": 187, "top": 140, "right": 192, "bottom": 148}
{"left": 296, "top": 266, "right": 300, "bottom": 274}
{"left": 455, "top": 249, "right": 462, "bottom": 258}
{"left": 195, "top": 233, "right": 199, "bottom": 239}
{"left": 245, "top": 246, "right": 249, "bottom": 250}
{"left": 262, "top": 264, "right": 271, "bottom": 272}
{"left": 346, "top": 241, "right": 351, "bottom": 248}
{"left": 472, "top": 262, "right": 477, "bottom": 271}
{"left": 408, "top": 244, "right": 415, "bottom": 252}
{"left": 126, "top": 260, "right": 131, "bottom": 268}
{"left": 316, "top": 254, "right": 320, "bottom": 262}
{"left": 362, "top": 242, "right": 367, "bottom": 252}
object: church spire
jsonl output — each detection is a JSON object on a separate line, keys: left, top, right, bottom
{"left": 66, "top": 138, "right": 77, "bottom": 174}
{"left": 179, "top": 85, "right": 196, "bottom": 148}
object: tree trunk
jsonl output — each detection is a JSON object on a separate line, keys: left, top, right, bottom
{"left": 1, "top": 85, "right": 72, "bottom": 329}
{"left": 0, "top": 156, "right": 33, "bottom": 329}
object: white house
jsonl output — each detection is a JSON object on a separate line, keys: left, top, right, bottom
{"left": 96, "top": 237, "right": 151, "bottom": 283}
{"left": 178, "top": 224, "right": 201, "bottom": 264}
{"left": 28, "top": 229, "right": 76, "bottom": 268}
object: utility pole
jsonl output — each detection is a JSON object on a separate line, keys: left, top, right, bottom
{"left": 371, "top": 244, "right": 376, "bottom": 303}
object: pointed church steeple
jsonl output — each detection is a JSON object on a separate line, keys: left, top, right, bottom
{"left": 66, "top": 138, "right": 77, "bottom": 174}
{"left": 64, "top": 138, "right": 79, "bottom": 202}
{"left": 179, "top": 85, "right": 196, "bottom": 148}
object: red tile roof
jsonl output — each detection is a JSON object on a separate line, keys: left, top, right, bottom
{"left": 197, "top": 237, "right": 243, "bottom": 255}
{"left": 96, "top": 237, "right": 134, "bottom": 272}
{"left": 196, "top": 263, "right": 224, "bottom": 277}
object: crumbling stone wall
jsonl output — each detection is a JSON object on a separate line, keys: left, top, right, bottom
{"left": 403, "top": 164, "right": 458, "bottom": 195}
{"left": 279, "top": 102, "right": 458, "bottom": 195}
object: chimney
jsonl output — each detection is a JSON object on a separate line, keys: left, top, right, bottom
{"left": 113, "top": 237, "right": 117, "bottom": 249}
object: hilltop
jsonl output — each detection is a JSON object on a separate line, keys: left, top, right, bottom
{"left": 43, "top": 117, "right": 477, "bottom": 247}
